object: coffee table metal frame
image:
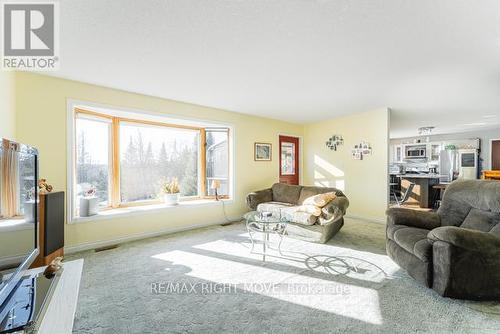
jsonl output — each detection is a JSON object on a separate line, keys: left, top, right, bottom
{"left": 244, "top": 211, "right": 288, "bottom": 261}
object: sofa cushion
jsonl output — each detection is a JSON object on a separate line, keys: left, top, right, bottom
{"left": 302, "top": 192, "right": 337, "bottom": 208}
{"left": 286, "top": 218, "right": 344, "bottom": 243}
{"left": 272, "top": 183, "right": 302, "bottom": 204}
{"left": 393, "top": 227, "right": 432, "bottom": 262}
{"left": 461, "top": 208, "right": 500, "bottom": 233}
{"left": 256, "top": 202, "right": 293, "bottom": 215}
{"left": 386, "top": 223, "right": 407, "bottom": 241}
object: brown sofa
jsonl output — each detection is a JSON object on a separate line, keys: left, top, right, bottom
{"left": 246, "top": 183, "right": 349, "bottom": 243}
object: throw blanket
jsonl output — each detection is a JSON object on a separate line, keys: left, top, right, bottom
{"left": 303, "top": 192, "right": 337, "bottom": 208}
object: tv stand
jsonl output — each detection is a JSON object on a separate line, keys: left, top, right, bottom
{"left": 0, "top": 260, "right": 83, "bottom": 334}
{"left": 0, "top": 271, "right": 60, "bottom": 333}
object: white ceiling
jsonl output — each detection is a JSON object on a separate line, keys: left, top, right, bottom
{"left": 51, "top": 0, "right": 500, "bottom": 137}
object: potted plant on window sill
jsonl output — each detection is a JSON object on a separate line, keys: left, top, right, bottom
{"left": 79, "top": 186, "right": 98, "bottom": 217}
{"left": 161, "top": 178, "right": 180, "bottom": 206}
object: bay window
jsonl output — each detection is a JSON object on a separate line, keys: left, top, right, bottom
{"left": 72, "top": 107, "right": 231, "bottom": 219}
{"left": 75, "top": 115, "right": 111, "bottom": 213}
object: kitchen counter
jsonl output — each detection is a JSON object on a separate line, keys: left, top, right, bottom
{"left": 396, "top": 174, "right": 446, "bottom": 179}
{"left": 392, "top": 174, "right": 445, "bottom": 208}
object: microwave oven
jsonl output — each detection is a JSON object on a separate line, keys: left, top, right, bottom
{"left": 405, "top": 145, "right": 427, "bottom": 159}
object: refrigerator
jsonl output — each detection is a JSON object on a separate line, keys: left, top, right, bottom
{"left": 439, "top": 149, "right": 479, "bottom": 182}
{"left": 458, "top": 149, "right": 479, "bottom": 179}
{"left": 439, "top": 149, "right": 457, "bottom": 183}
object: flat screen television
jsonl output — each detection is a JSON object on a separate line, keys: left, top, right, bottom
{"left": 0, "top": 139, "right": 39, "bottom": 315}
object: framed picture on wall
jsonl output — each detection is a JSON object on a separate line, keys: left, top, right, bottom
{"left": 254, "top": 143, "right": 272, "bottom": 161}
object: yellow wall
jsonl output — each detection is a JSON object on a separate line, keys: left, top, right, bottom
{"left": 303, "top": 108, "right": 389, "bottom": 221}
{"left": 0, "top": 72, "right": 16, "bottom": 139}
{"left": 14, "top": 72, "right": 303, "bottom": 248}
{"left": 11, "top": 72, "right": 389, "bottom": 250}
{"left": 0, "top": 228, "right": 34, "bottom": 267}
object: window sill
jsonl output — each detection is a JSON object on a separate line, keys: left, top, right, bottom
{"left": 69, "top": 198, "right": 234, "bottom": 224}
{"left": 0, "top": 218, "right": 35, "bottom": 232}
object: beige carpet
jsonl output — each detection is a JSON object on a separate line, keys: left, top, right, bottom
{"left": 68, "top": 218, "right": 500, "bottom": 333}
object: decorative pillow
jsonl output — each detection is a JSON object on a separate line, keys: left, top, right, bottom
{"left": 296, "top": 205, "right": 322, "bottom": 217}
{"left": 303, "top": 192, "right": 337, "bottom": 208}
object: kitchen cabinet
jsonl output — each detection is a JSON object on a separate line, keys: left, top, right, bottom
{"left": 390, "top": 144, "right": 403, "bottom": 163}
{"left": 429, "top": 143, "right": 441, "bottom": 161}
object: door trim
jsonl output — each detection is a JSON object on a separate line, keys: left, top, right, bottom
{"left": 490, "top": 139, "right": 500, "bottom": 170}
{"left": 278, "top": 133, "right": 303, "bottom": 185}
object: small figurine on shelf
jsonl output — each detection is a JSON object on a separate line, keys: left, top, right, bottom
{"left": 38, "top": 179, "right": 53, "bottom": 194}
{"left": 84, "top": 186, "right": 96, "bottom": 198}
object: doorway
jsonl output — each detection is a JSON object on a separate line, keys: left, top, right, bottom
{"left": 492, "top": 140, "right": 500, "bottom": 170}
{"left": 279, "top": 135, "right": 300, "bottom": 185}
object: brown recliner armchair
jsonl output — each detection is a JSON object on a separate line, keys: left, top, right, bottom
{"left": 386, "top": 180, "right": 500, "bottom": 300}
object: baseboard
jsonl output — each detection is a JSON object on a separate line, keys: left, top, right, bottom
{"left": 345, "top": 214, "right": 386, "bottom": 224}
{"left": 64, "top": 217, "right": 243, "bottom": 254}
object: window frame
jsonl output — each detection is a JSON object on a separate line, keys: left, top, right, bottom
{"left": 205, "top": 127, "right": 231, "bottom": 197}
{"left": 70, "top": 106, "right": 231, "bottom": 219}
{"left": 74, "top": 113, "right": 113, "bottom": 212}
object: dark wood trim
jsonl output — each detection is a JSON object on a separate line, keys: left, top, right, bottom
{"left": 491, "top": 140, "right": 500, "bottom": 170}
{"left": 279, "top": 135, "right": 300, "bottom": 185}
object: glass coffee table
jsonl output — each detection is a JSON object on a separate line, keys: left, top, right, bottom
{"left": 243, "top": 211, "right": 289, "bottom": 261}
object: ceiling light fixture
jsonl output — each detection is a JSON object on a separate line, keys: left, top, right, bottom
{"left": 418, "top": 126, "right": 435, "bottom": 136}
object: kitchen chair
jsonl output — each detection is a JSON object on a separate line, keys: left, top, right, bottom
{"left": 393, "top": 182, "right": 415, "bottom": 206}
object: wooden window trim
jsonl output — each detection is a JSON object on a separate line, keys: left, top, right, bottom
{"left": 75, "top": 108, "right": 202, "bottom": 131}
{"left": 200, "top": 128, "right": 207, "bottom": 197}
{"left": 111, "top": 117, "right": 120, "bottom": 208}
{"left": 203, "top": 128, "right": 230, "bottom": 199}
{"left": 74, "top": 108, "right": 230, "bottom": 214}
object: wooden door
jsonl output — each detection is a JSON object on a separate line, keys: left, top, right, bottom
{"left": 492, "top": 140, "right": 500, "bottom": 170}
{"left": 279, "top": 135, "right": 299, "bottom": 185}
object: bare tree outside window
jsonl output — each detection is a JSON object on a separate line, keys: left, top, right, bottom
{"left": 119, "top": 123, "right": 199, "bottom": 203}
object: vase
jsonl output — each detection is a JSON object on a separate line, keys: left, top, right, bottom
{"left": 163, "top": 193, "right": 180, "bottom": 206}
{"left": 79, "top": 197, "right": 99, "bottom": 217}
